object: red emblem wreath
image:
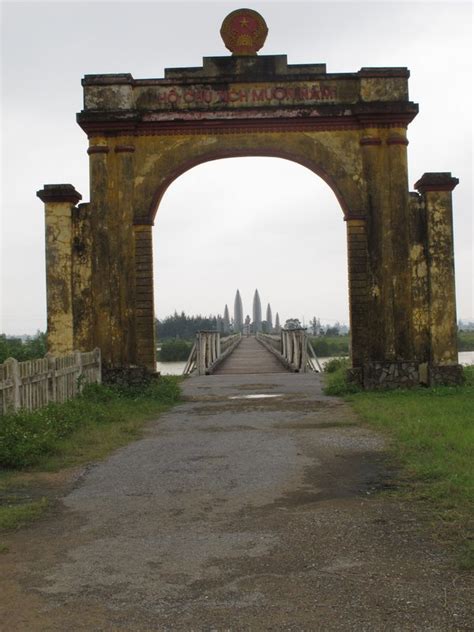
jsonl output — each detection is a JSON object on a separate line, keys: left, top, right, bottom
{"left": 220, "top": 9, "right": 268, "bottom": 56}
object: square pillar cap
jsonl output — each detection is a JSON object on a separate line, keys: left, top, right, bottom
{"left": 414, "top": 172, "right": 459, "bottom": 194}
{"left": 37, "top": 184, "right": 82, "bottom": 204}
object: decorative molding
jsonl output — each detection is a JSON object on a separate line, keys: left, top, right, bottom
{"left": 133, "top": 218, "right": 154, "bottom": 226}
{"left": 143, "top": 146, "right": 352, "bottom": 222}
{"left": 414, "top": 172, "right": 459, "bottom": 194}
{"left": 344, "top": 215, "right": 367, "bottom": 222}
{"left": 87, "top": 145, "right": 110, "bottom": 154}
{"left": 37, "top": 184, "right": 82, "bottom": 205}
{"left": 360, "top": 137, "right": 382, "bottom": 146}
{"left": 387, "top": 136, "right": 409, "bottom": 146}
{"left": 115, "top": 145, "right": 135, "bottom": 153}
{"left": 80, "top": 114, "right": 415, "bottom": 138}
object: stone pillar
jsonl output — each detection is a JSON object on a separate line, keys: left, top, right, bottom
{"left": 134, "top": 224, "right": 156, "bottom": 370}
{"left": 114, "top": 143, "right": 138, "bottom": 366}
{"left": 346, "top": 217, "right": 369, "bottom": 371}
{"left": 358, "top": 130, "right": 419, "bottom": 388}
{"left": 87, "top": 142, "right": 112, "bottom": 364}
{"left": 407, "top": 192, "right": 430, "bottom": 366}
{"left": 37, "top": 184, "right": 82, "bottom": 355}
{"left": 386, "top": 131, "right": 413, "bottom": 360}
{"left": 72, "top": 202, "right": 93, "bottom": 351}
{"left": 414, "top": 173, "right": 461, "bottom": 383}
{"left": 359, "top": 133, "right": 394, "bottom": 362}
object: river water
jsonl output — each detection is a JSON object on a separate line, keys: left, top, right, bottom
{"left": 157, "top": 351, "right": 474, "bottom": 376}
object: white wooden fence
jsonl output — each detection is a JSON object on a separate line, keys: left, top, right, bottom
{"left": 183, "top": 332, "right": 242, "bottom": 375}
{"left": 0, "top": 348, "right": 101, "bottom": 415}
{"left": 256, "top": 329, "right": 322, "bottom": 373}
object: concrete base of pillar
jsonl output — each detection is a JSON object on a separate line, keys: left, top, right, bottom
{"left": 429, "top": 364, "right": 464, "bottom": 386}
{"left": 102, "top": 366, "right": 158, "bottom": 387}
{"left": 348, "top": 362, "right": 464, "bottom": 389}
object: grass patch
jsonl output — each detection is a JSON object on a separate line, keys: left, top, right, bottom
{"left": 324, "top": 364, "right": 474, "bottom": 568}
{"left": 0, "top": 497, "right": 49, "bottom": 531}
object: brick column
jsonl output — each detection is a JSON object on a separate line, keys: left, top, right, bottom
{"left": 346, "top": 217, "right": 369, "bottom": 369}
{"left": 133, "top": 224, "right": 156, "bottom": 370}
{"left": 37, "top": 184, "right": 82, "bottom": 355}
{"left": 415, "top": 173, "right": 459, "bottom": 370}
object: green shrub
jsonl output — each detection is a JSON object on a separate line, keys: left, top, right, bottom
{"left": 323, "top": 357, "right": 360, "bottom": 395}
{"left": 0, "top": 332, "right": 47, "bottom": 363}
{"left": 0, "top": 377, "right": 181, "bottom": 469}
{"left": 310, "top": 335, "right": 349, "bottom": 358}
{"left": 158, "top": 339, "right": 193, "bottom": 361}
{"left": 324, "top": 357, "right": 349, "bottom": 373}
{"left": 458, "top": 331, "right": 474, "bottom": 351}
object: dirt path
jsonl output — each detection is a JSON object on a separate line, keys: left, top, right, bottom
{"left": 1, "top": 373, "right": 472, "bottom": 631}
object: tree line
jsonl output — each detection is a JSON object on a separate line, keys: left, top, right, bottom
{"left": 156, "top": 311, "right": 349, "bottom": 340}
{"left": 0, "top": 332, "right": 47, "bottom": 364}
{"left": 155, "top": 312, "right": 221, "bottom": 340}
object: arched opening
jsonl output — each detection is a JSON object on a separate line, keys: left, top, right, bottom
{"left": 149, "top": 150, "right": 351, "bottom": 222}
{"left": 152, "top": 156, "right": 350, "bottom": 371}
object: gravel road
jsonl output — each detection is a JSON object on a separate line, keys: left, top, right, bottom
{"left": 1, "top": 373, "right": 472, "bottom": 631}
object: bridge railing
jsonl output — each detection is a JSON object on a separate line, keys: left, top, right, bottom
{"left": 256, "top": 329, "right": 322, "bottom": 373}
{"left": 183, "top": 331, "right": 242, "bottom": 376}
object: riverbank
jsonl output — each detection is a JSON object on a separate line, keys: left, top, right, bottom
{"left": 158, "top": 351, "right": 474, "bottom": 376}
{"left": 157, "top": 331, "right": 474, "bottom": 364}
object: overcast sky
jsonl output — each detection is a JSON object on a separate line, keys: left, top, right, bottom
{"left": 1, "top": 1, "right": 472, "bottom": 335}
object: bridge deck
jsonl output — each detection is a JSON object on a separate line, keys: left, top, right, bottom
{"left": 214, "top": 335, "right": 287, "bottom": 375}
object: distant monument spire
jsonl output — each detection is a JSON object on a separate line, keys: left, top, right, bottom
{"left": 275, "top": 312, "right": 281, "bottom": 334}
{"left": 223, "top": 304, "right": 230, "bottom": 334}
{"left": 266, "top": 303, "right": 273, "bottom": 332}
{"left": 234, "top": 289, "right": 243, "bottom": 333}
{"left": 252, "top": 289, "right": 262, "bottom": 332}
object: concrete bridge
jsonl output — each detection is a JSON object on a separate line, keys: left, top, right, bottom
{"left": 183, "top": 329, "right": 322, "bottom": 376}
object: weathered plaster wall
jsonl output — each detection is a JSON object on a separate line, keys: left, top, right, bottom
{"left": 44, "top": 201, "right": 74, "bottom": 354}
{"left": 130, "top": 129, "right": 367, "bottom": 222}
{"left": 37, "top": 185, "right": 82, "bottom": 356}
{"left": 87, "top": 143, "right": 138, "bottom": 368}
{"left": 72, "top": 202, "right": 93, "bottom": 351}
{"left": 424, "top": 189, "right": 458, "bottom": 365}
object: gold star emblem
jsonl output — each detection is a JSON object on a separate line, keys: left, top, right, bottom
{"left": 240, "top": 17, "right": 249, "bottom": 27}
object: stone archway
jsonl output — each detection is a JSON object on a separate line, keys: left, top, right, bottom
{"left": 37, "top": 9, "right": 461, "bottom": 387}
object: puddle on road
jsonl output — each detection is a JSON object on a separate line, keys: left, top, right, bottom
{"left": 228, "top": 394, "right": 284, "bottom": 400}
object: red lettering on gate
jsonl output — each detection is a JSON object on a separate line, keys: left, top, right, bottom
{"left": 251, "top": 88, "right": 266, "bottom": 102}
{"left": 273, "top": 87, "right": 286, "bottom": 100}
